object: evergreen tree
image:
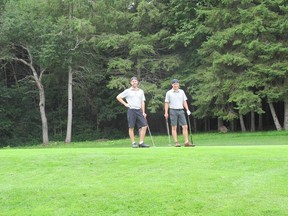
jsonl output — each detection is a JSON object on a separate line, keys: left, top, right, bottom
{"left": 191, "top": 0, "right": 287, "bottom": 131}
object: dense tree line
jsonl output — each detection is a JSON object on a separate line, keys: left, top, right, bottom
{"left": 0, "top": 0, "right": 287, "bottom": 146}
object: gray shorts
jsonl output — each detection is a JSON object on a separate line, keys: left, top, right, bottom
{"left": 169, "top": 109, "right": 187, "bottom": 126}
{"left": 127, "top": 109, "right": 147, "bottom": 129}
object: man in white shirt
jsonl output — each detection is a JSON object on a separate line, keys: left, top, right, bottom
{"left": 164, "top": 79, "right": 195, "bottom": 147}
{"left": 116, "top": 77, "right": 149, "bottom": 148}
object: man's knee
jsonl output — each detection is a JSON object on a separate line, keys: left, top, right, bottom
{"left": 182, "top": 125, "right": 188, "bottom": 129}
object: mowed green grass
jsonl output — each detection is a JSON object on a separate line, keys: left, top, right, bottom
{"left": 0, "top": 131, "right": 288, "bottom": 216}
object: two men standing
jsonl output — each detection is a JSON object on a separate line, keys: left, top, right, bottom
{"left": 117, "top": 77, "right": 195, "bottom": 148}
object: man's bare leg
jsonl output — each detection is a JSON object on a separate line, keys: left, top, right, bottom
{"left": 139, "top": 126, "right": 147, "bottom": 143}
{"left": 171, "top": 125, "right": 180, "bottom": 146}
{"left": 129, "top": 128, "right": 135, "bottom": 143}
{"left": 182, "top": 125, "right": 189, "bottom": 143}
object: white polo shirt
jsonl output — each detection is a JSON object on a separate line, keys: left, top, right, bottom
{"left": 165, "top": 89, "right": 187, "bottom": 109}
{"left": 118, "top": 87, "right": 145, "bottom": 109}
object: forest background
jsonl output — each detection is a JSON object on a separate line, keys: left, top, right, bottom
{"left": 0, "top": 0, "right": 287, "bottom": 147}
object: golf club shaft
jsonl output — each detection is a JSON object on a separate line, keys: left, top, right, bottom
{"left": 147, "top": 123, "right": 155, "bottom": 147}
{"left": 166, "top": 119, "right": 171, "bottom": 144}
{"left": 187, "top": 114, "right": 193, "bottom": 144}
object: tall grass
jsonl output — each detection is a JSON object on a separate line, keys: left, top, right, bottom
{"left": 0, "top": 131, "right": 287, "bottom": 216}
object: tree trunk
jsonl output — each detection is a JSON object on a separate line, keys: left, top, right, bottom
{"left": 258, "top": 113, "right": 263, "bottom": 131}
{"left": 65, "top": 2, "right": 73, "bottom": 143}
{"left": 284, "top": 99, "right": 288, "bottom": 130}
{"left": 230, "top": 119, "right": 236, "bottom": 132}
{"left": 193, "top": 118, "right": 197, "bottom": 132}
{"left": 38, "top": 86, "right": 49, "bottom": 145}
{"left": 268, "top": 102, "right": 282, "bottom": 131}
{"left": 217, "top": 118, "right": 223, "bottom": 129}
{"left": 239, "top": 114, "right": 246, "bottom": 132}
{"left": 250, "top": 111, "right": 255, "bottom": 132}
{"left": 65, "top": 66, "right": 73, "bottom": 143}
{"left": 12, "top": 46, "right": 49, "bottom": 145}
{"left": 204, "top": 117, "right": 208, "bottom": 131}
{"left": 31, "top": 70, "right": 49, "bottom": 145}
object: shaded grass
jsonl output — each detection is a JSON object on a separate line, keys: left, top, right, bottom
{"left": 27, "top": 130, "right": 288, "bottom": 148}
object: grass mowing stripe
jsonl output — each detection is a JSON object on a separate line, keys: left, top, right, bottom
{"left": 1, "top": 145, "right": 288, "bottom": 215}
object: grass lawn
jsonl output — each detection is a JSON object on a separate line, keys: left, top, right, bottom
{"left": 0, "top": 131, "right": 288, "bottom": 216}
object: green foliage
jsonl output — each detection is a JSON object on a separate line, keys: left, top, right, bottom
{"left": 107, "top": 76, "right": 130, "bottom": 90}
{"left": 140, "top": 81, "right": 165, "bottom": 113}
{"left": 95, "top": 34, "right": 127, "bottom": 50}
{"left": 131, "top": 0, "right": 166, "bottom": 33}
{"left": 191, "top": 0, "right": 288, "bottom": 123}
{"left": 0, "top": 0, "right": 287, "bottom": 146}
{"left": 0, "top": 83, "right": 42, "bottom": 147}
{"left": 129, "top": 44, "right": 156, "bottom": 56}
{"left": 107, "top": 58, "right": 133, "bottom": 75}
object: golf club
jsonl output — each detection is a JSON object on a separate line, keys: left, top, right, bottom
{"left": 165, "top": 118, "right": 171, "bottom": 146}
{"left": 147, "top": 123, "right": 156, "bottom": 147}
{"left": 186, "top": 114, "right": 194, "bottom": 144}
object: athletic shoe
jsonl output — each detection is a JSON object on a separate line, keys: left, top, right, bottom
{"left": 184, "top": 142, "right": 195, "bottom": 147}
{"left": 138, "top": 143, "right": 150, "bottom": 148}
{"left": 132, "top": 143, "right": 138, "bottom": 148}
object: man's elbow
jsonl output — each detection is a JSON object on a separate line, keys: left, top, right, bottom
{"left": 116, "top": 95, "right": 120, "bottom": 100}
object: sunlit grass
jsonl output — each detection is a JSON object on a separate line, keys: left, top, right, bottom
{"left": 0, "top": 131, "right": 287, "bottom": 215}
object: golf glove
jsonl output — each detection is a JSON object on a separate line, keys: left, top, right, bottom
{"left": 186, "top": 110, "right": 191, "bottom": 116}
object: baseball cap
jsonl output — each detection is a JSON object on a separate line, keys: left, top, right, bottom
{"left": 171, "top": 79, "right": 179, "bottom": 84}
{"left": 131, "top": 76, "right": 138, "bottom": 81}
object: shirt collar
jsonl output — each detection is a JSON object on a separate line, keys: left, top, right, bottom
{"left": 130, "top": 87, "right": 139, "bottom": 91}
{"left": 172, "top": 88, "right": 179, "bottom": 93}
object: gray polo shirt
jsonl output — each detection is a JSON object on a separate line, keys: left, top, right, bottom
{"left": 165, "top": 89, "right": 187, "bottom": 109}
{"left": 118, "top": 87, "right": 145, "bottom": 109}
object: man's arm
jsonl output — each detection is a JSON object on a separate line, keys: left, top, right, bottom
{"left": 116, "top": 95, "right": 130, "bottom": 108}
{"left": 141, "top": 101, "right": 147, "bottom": 117}
{"left": 164, "top": 102, "right": 169, "bottom": 119}
{"left": 183, "top": 100, "right": 191, "bottom": 115}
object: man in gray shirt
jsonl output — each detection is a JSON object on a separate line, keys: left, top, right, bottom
{"left": 164, "top": 79, "right": 195, "bottom": 147}
{"left": 116, "top": 77, "right": 149, "bottom": 148}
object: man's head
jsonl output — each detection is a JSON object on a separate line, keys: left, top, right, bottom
{"left": 171, "top": 79, "right": 179, "bottom": 84}
{"left": 130, "top": 76, "right": 139, "bottom": 88}
{"left": 131, "top": 76, "right": 138, "bottom": 81}
{"left": 171, "top": 79, "right": 180, "bottom": 90}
